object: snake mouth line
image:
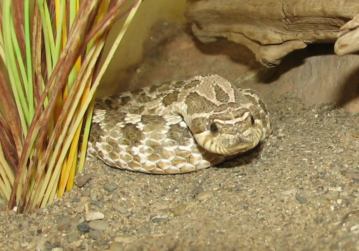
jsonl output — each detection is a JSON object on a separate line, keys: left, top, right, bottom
{"left": 195, "top": 131, "right": 258, "bottom": 155}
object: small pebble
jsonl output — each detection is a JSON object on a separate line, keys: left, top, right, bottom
{"left": 81, "top": 190, "right": 91, "bottom": 197}
{"left": 114, "top": 236, "right": 135, "bottom": 243}
{"left": 104, "top": 183, "right": 119, "bottom": 192}
{"left": 19, "top": 221, "right": 30, "bottom": 228}
{"left": 192, "top": 186, "right": 204, "bottom": 195}
{"left": 350, "top": 224, "right": 359, "bottom": 233}
{"left": 52, "top": 248, "right": 63, "bottom": 251}
{"left": 86, "top": 211, "right": 105, "bottom": 221}
{"left": 26, "top": 237, "right": 41, "bottom": 249}
{"left": 75, "top": 174, "right": 92, "bottom": 188}
{"left": 75, "top": 202, "right": 86, "bottom": 213}
{"left": 90, "top": 164, "right": 101, "bottom": 170}
{"left": 136, "top": 227, "right": 150, "bottom": 234}
{"left": 196, "top": 191, "right": 213, "bottom": 201}
{"left": 295, "top": 194, "right": 308, "bottom": 204}
{"left": 77, "top": 222, "right": 90, "bottom": 233}
{"left": 67, "top": 234, "right": 78, "bottom": 243}
{"left": 151, "top": 215, "right": 168, "bottom": 223}
{"left": 97, "top": 194, "right": 104, "bottom": 201}
{"left": 72, "top": 198, "right": 80, "bottom": 203}
{"left": 45, "top": 242, "right": 58, "bottom": 250}
{"left": 173, "top": 203, "right": 188, "bottom": 215}
{"left": 89, "top": 229, "right": 102, "bottom": 240}
{"left": 90, "top": 192, "right": 98, "bottom": 201}
{"left": 351, "top": 131, "right": 359, "bottom": 138}
{"left": 80, "top": 196, "right": 89, "bottom": 202}
{"left": 89, "top": 220, "right": 109, "bottom": 231}
{"left": 116, "top": 206, "right": 128, "bottom": 214}
{"left": 36, "top": 208, "right": 48, "bottom": 215}
{"left": 109, "top": 242, "right": 124, "bottom": 251}
{"left": 57, "top": 216, "right": 72, "bottom": 231}
{"left": 21, "top": 242, "right": 29, "bottom": 247}
{"left": 93, "top": 200, "right": 105, "bottom": 208}
{"left": 153, "top": 203, "right": 169, "bottom": 211}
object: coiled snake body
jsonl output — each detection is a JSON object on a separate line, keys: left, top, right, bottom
{"left": 88, "top": 75, "right": 271, "bottom": 174}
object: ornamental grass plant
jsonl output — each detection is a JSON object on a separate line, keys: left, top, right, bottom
{"left": 0, "top": 0, "right": 141, "bottom": 213}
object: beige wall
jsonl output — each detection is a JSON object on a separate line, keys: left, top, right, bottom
{"left": 99, "top": 0, "right": 187, "bottom": 96}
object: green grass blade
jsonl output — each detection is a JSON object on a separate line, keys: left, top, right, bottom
{"left": 2, "top": 0, "right": 29, "bottom": 135}
{"left": 24, "top": 0, "right": 34, "bottom": 119}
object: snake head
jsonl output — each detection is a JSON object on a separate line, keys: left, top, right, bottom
{"left": 190, "top": 103, "right": 270, "bottom": 155}
{"left": 170, "top": 74, "right": 271, "bottom": 156}
{"left": 180, "top": 75, "right": 270, "bottom": 156}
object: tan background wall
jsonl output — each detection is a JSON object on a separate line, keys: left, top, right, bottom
{"left": 98, "top": 0, "right": 187, "bottom": 97}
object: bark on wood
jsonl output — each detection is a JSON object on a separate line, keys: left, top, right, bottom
{"left": 185, "top": 0, "right": 359, "bottom": 67}
{"left": 335, "top": 13, "right": 359, "bottom": 55}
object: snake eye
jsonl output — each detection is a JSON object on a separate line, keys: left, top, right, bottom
{"left": 210, "top": 122, "right": 218, "bottom": 133}
{"left": 250, "top": 115, "right": 255, "bottom": 125}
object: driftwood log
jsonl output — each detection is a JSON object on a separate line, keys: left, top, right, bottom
{"left": 185, "top": 0, "right": 359, "bottom": 67}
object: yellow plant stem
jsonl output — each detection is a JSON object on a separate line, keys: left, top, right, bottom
{"left": 78, "top": 99, "right": 95, "bottom": 174}
{"left": 58, "top": 117, "right": 82, "bottom": 197}
{"left": 66, "top": 142, "right": 78, "bottom": 192}
{"left": 40, "top": 42, "right": 105, "bottom": 208}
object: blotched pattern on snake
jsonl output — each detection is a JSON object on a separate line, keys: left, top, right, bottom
{"left": 88, "top": 75, "right": 271, "bottom": 174}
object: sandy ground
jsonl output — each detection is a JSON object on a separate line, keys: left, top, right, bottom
{"left": 1, "top": 94, "right": 359, "bottom": 251}
{"left": 1, "top": 22, "right": 359, "bottom": 251}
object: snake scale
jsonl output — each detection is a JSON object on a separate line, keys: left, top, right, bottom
{"left": 88, "top": 75, "right": 271, "bottom": 174}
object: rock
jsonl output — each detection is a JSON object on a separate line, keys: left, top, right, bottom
{"left": 85, "top": 211, "right": 105, "bottom": 221}
{"left": 109, "top": 242, "right": 124, "bottom": 251}
{"left": 114, "top": 236, "right": 136, "bottom": 243}
{"left": 75, "top": 174, "right": 92, "bottom": 188}
{"left": 75, "top": 202, "right": 86, "bottom": 213}
{"left": 295, "top": 194, "right": 308, "bottom": 204}
{"left": 77, "top": 222, "right": 90, "bottom": 233}
{"left": 72, "top": 198, "right": 80, "bottom": 203}
{"left": 57, "top": 216, "right": 72, "bottom": 231}
{"left": 90, "top": 192, "right": 98, "bottom": 201}
{"left": 46, "top": 241, "right": 61, "bottom": 250}
{"left": 93, "top": 200, "right": 105, "bottom": 208}
{"left": 196, "top": 191, "right": 213, "bottom": 201}
{"left": 152, "top": 203, "right": 169, "bottom": 212}
{"left": 173, "top": 203, "right": 188, "bottom": 216}
{"left": 151, "top": 215, "right": 168, "bottom": 223}
{"left": 88, "top": 220, "right": 109, "bottom": 231}
{"left": 191, "top": 186, "right": 204, "bottom": 195}
{"left": 136, "top": 227, "right": 150, "bottom": 235}
{"left": 116, "top": 206, "right": 128, "bottom": 214}
{"left": 36, "top": 208, "right": 48, "bottom": 215}
{"left": 19, "top": 220, "right": 29, "bottom": 228}
{"left": 104, "top": 183, "right": 119, "bottom": 192}
{"left": 20, "top": 241, "right": 29, "bottom": 247}
{"left": 89, "top": 229, "right": 102, "bottom": 240}
{"left": 81, "top": 190, "right": 91, "bottom": 197}
{"left": 66, "top": 234, "right": 78, "bottom": 243}
{"left": 51, "top": 248, "right": 63, "bottom": 251}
